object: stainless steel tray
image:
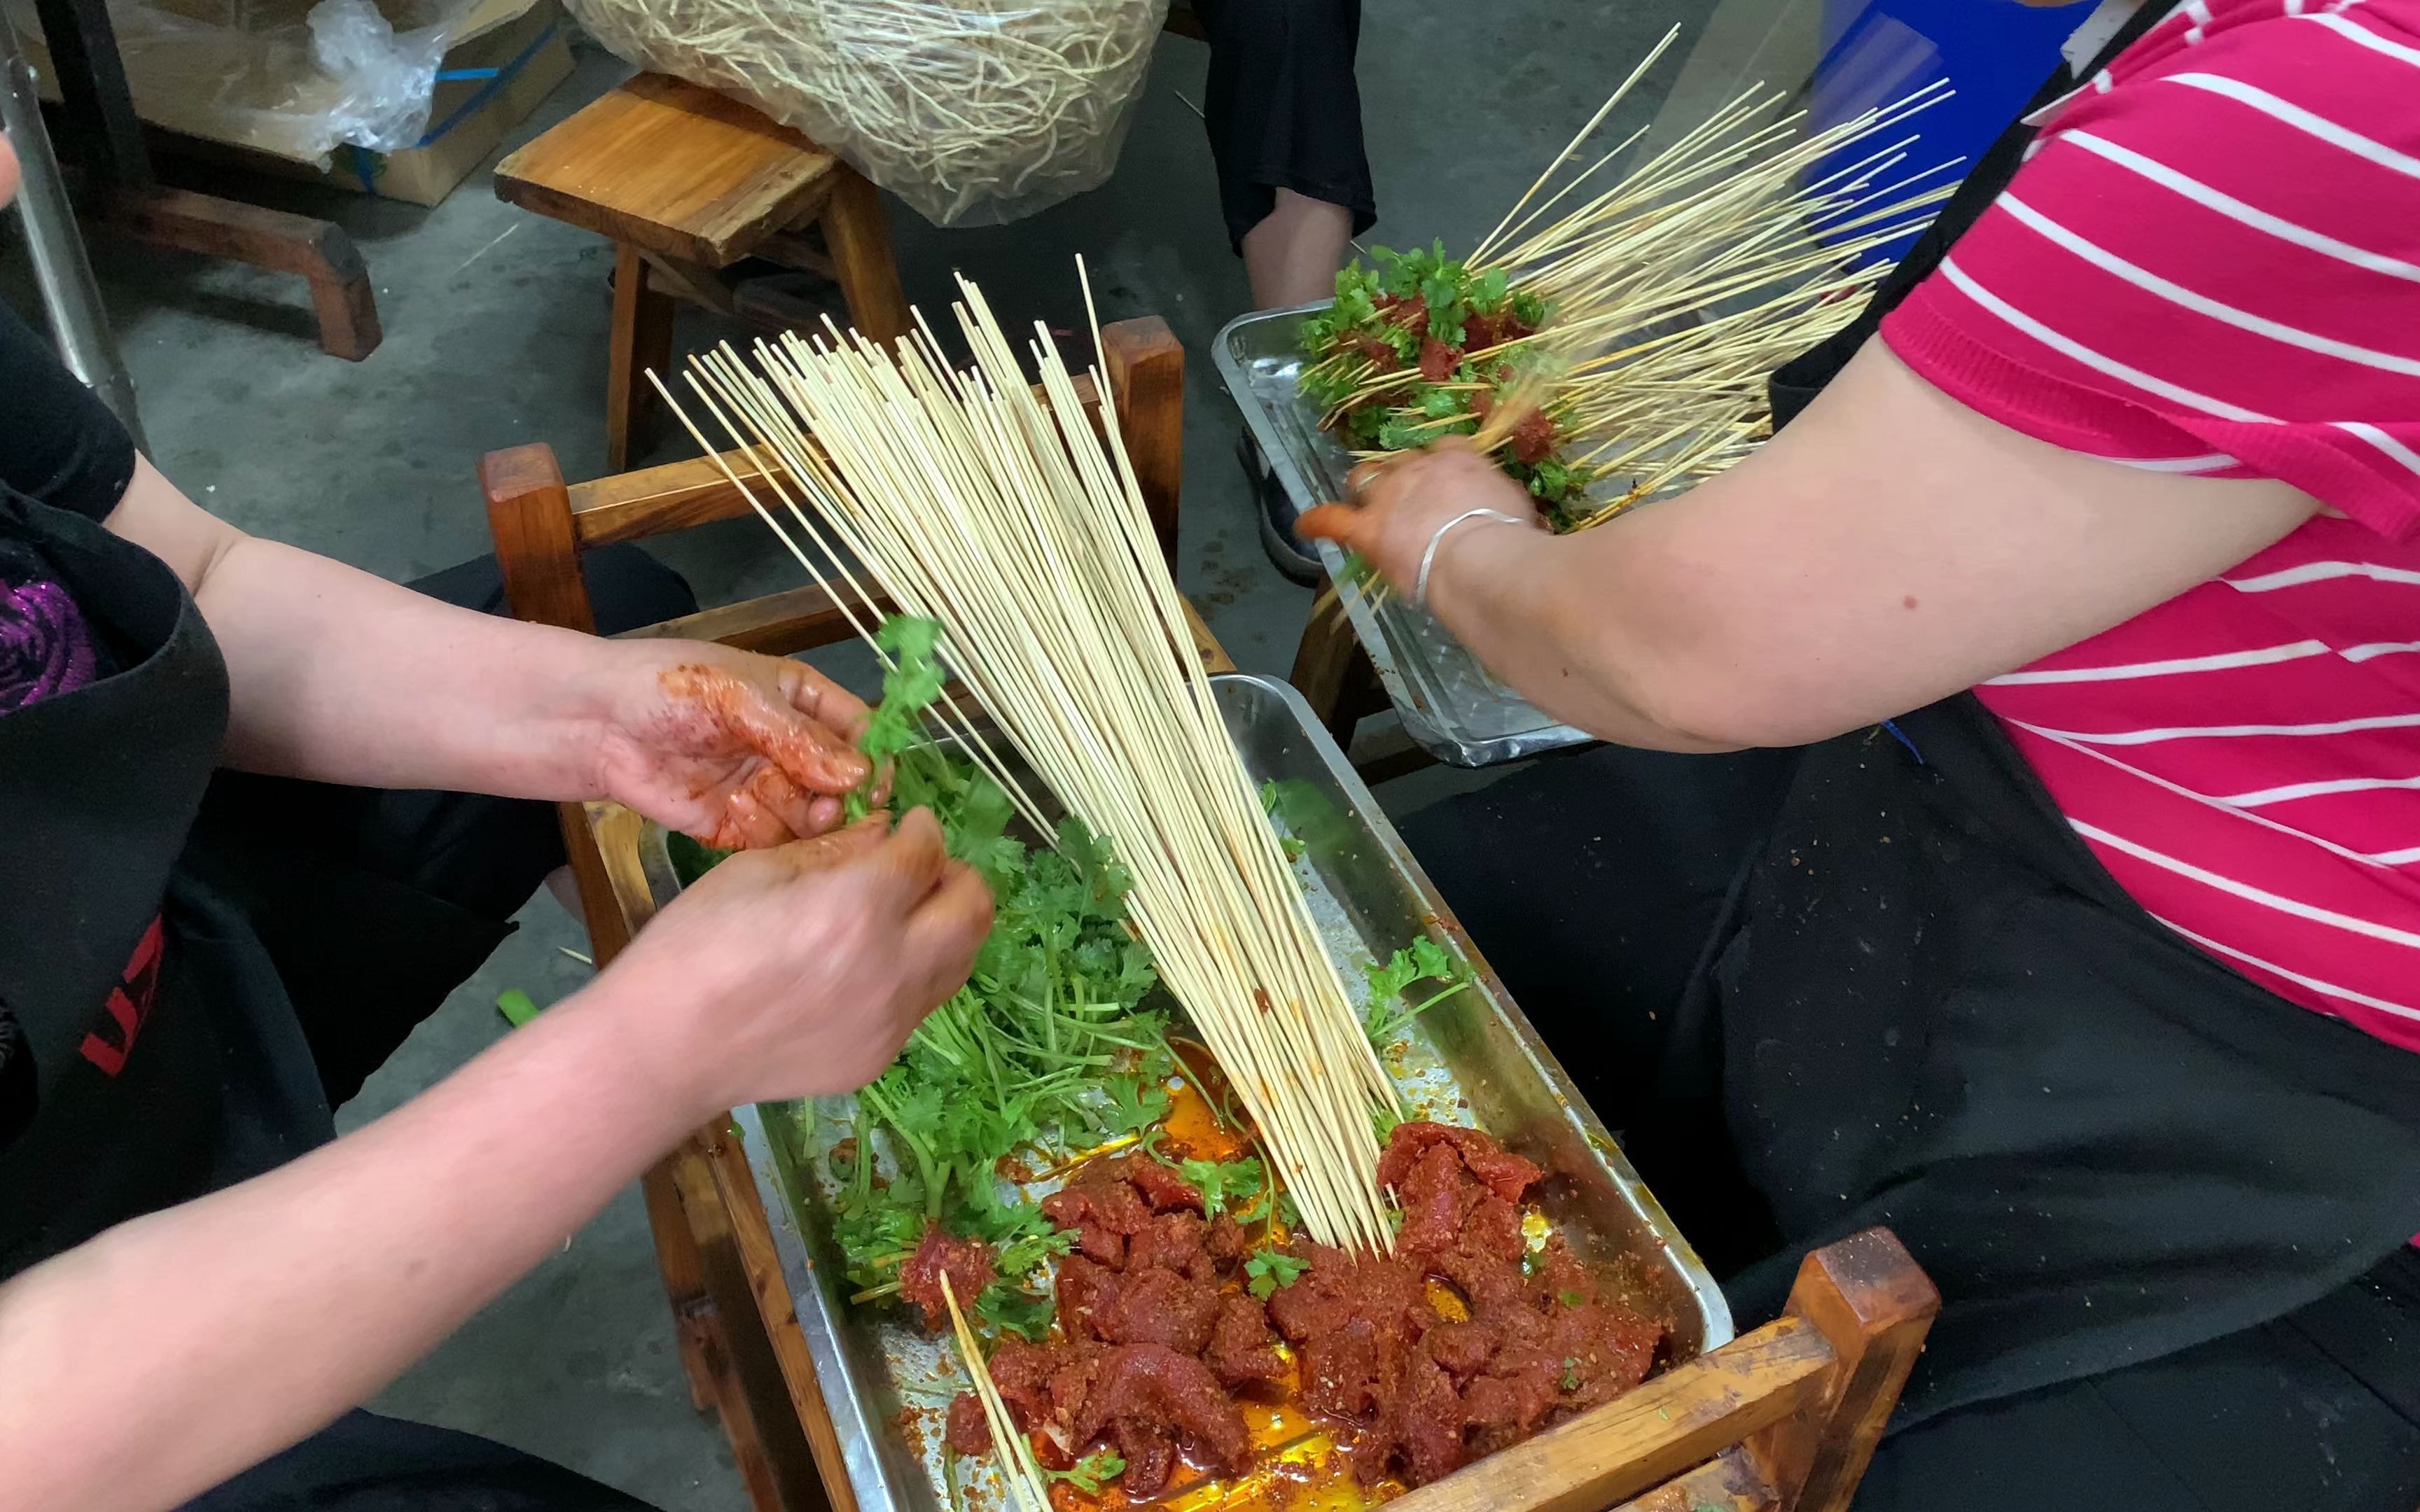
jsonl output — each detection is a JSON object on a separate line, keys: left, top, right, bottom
{"left": 1215, "top": 304, "right": 1595, "bottom": 768}
{"left": 644, "top": 673, "right": 1731, "bottom": 1512}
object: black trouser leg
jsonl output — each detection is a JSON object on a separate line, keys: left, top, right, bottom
{"left": 185, "top": 545, "right": 695, "bottom": 1106}
{"left": 1192, "top": 0, "right": 1376, "bottom": 253}
{"left": 183, "top": 1408, "right": 662, "bottom": 1511}
{"left": 1854, "top": 1247, "right": 2420, "bottom": 1511}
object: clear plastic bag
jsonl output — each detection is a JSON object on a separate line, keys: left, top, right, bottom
{"left": 563, "top": 0, "right": 1170, "bottom": 227}
{"left": 4, "top": 0, "right": 500, "bottom": 164}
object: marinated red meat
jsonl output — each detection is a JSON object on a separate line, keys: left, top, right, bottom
{"left": 1462, "top": 1195, "right": 1525, "bottom": 1264}
{"left": 945, "top": 1393, "right": 992, "bottom": 1456}
{"left": 898, "top": 1226, "right": 995, "bottom": 1332}
{"left": 1125, "top": 1158, "right": 1207, "bottom": 1215}
{"left": 1127, "top": 1210, "right": 1212, "bottom": 1277}
{"left": 1357, "top": 1352, "right": 1468, "bottom": 1487}
{"left": 1206, "top": 1295, "right": 1286, "bottom": 1387}
{"left": 989, "top": 1340, "right": 1059, "bottom": 1426}
{"left": 1104, "top": 1266, "right": 1222, "bottom": 1354}
{"left": 1113, "top": 1418, "right": 1180, "bottom": 1496}
{"left": 1047, "top": 1341, "right": 1110, "bottom": 1425}
{"left": 1266, "top": 1247, "right": 1424, "bottom": 1347}
{"left": 1204, "top": 1213, "right": 1249, "bottom": 1269}
{"left": 1377, "top": 1122, "right": 1544, "bottom": 1208}
{"left": 1071, "top": 1224, "right": 1125, "bottom": 1268}
{"left": 1461, "top": 1359, "right": 1561, "bottom": 1455}
{"left": 1043, "top": 1172, "right": 1151, "bottom": 1242}
{"left": 1069, "top": 1343, "right": 1251, "bottom": 1478}
{"left": 1354, "top": 334, "right": 1401, "bottom": 371}
{"left": 1419, "top": 338, "right": 1457, "bottom": 383}
{"left": 1550, "top": 1300, "right": 1662, "bottom": 1407}
{"left": 1297, "top": 1317, "right": 1387, "bottom": 1420}
{"left": 1511, "top": 410, "right": 1559, "bottom": 466}
{"left": 1462, "top": 312, "right": 1501, "bottom": 354}
{"left": 1528, "top": 1234, "right": 1595, "bottom": 1304}
{"left": 1057, "top": 1254, "right": 1120, "bottom": 1340}
{"left": 1395, "top": 1142, "right": 1482, "bottom": 1256}
{"left": 1434, "top": 1243, "right": 1528, "bottom": 1313}
{"left": 1379, "top": 295, "right": 1428, "bottom": 333}
{"left": 1421, "top": 1319, "right": 1494, "bottom": 1378}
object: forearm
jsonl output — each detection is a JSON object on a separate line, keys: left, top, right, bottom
{"left": 0, "top": 981, "right": 702, "bottom": 1512}
{"left": 197, "top": 532, "right": 620, "bottom": 796}
{"left": 1421, "top": 519, "right": 1742, "bottom": 752}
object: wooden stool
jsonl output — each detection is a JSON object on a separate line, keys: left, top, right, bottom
{"left": 495, "top": 73, "right": 912, "bottom": 469}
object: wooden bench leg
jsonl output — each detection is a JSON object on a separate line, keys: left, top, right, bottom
{"left": 820, "top": 167, "right": 909, "bottom": 346}
{"left": 109, "top": 186, "right": 383, "bottom": 360}
{"left": 1290, "top": 586, "right": 1388, "bottom": 752}
{"left": 608, "top": 242, "right": 678, "bottom": 470}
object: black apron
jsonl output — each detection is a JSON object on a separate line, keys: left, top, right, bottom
{"left": 0, "top": 490, "right": 333, "bottom": 1274}
{"left": 1695, "top": 1, "right": 2420, "bottom": 1427}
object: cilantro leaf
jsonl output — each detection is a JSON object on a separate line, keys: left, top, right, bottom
{"left": 1101, "top": 1074, "right": 1171, "bottom": 1136}
{"left": 1245, "top": 1250, "right": 1310, "bottom": 1300}
{"left": 1181, "top": 1157, "right": 1266, "bottom": 1219}
{"left": 975, "top": 1280, "right": 1057, "bottom": 1343}
{"left": 1049, "top": 1450, "right": 1127, "bottom": 1494}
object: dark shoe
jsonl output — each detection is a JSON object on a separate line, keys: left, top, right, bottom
{"left": 1243, "top": 433, "right": 1323, "bottom": 585}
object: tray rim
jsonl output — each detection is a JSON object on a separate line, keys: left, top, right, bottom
{"left": 646, "top": 670, "right": 1734, "bottom": 1512}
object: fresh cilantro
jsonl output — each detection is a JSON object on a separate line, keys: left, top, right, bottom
{"left": 1245, "top": 1250, "right": 1310, "bottom": 1299}
{"left": 1258, "top": 778, "right": 1280, "bottom": 815}
{"left": 1281, "top": 835, "right": 1307, "bottom": 863}
{"left": 1510, "top": 290, "right": 1548, "bottom": 327}
{"left": 494, "top": 988, "right": 540, "bottom": 1029}
{"left": 846, "top": 616, "right": 949, "bottom": 822}
{"left": 975, "top": 1280, "right": 1057, "bottom": 1343}
{"left": 1181, "top": 1157, "right": 1266, "bottom": 1219}
{"left": 665, "top": 830, "right": 734, "bottom": 886}
{"left": 1560, "top": 1357, "right": 1583, "bottom": 1392}
{"left": 1049, "top": 1451, "right": 1128, "bottom": 1494}
{"left": 1100, "top": 1074, "right": 1171, "bottom": 1136}
{"left": 1372, "top": 1103, "right": 1404, "bottom": 1142}
{"left": 1363, "top": 937, "right": 1473, "bottom": 1046}
{"left": 1558, "top": 1289, "right": 1587, "bottom": 1308}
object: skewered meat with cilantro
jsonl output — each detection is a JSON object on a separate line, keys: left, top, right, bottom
{"left": 1300, "top": 242, "right": 1597, "bottom": 521}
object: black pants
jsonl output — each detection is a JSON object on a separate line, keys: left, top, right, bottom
{"left": 1399, "top": 746, "right": 2420, "bottom": 1512}
{"left": 1192, "top": 0, "right": 1377, "bottom": 254}
{"left": 186, "top": 1410, "right": 656, "bottom": 1512}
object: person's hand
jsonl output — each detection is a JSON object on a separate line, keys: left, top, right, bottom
{"left": 1298, "top": 438, "right": 1545, "bottom": 597}
{"left": 600, "top": 810, "right": 992, "bottom": 1111}
{"left": 587, "top": 640, "right": 875, "bottom": 848}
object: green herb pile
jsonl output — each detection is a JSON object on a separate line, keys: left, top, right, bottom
{"left": 1299, "top": 241, "right": 1596, "bottom": 519}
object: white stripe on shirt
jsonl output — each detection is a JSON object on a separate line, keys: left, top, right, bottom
{"left": 2333, "top": 419, "right": 2420, "bottom": 478}
{"left": 2071, "top": 818, "right": 2420, "bottom": 948}
{"left": 1985, "top": 640, "right": 2329, "bottom": 683}
{"left": 2344, "top": 640, "right": 2420, "bottom": 662}
{"left": 2150, "top": 913, "right": 2420, "bottom": 1021}
{"left": 1998, "top": 194, "right": 2420, "bottom": 376}
{"left": 2055, "top": 130, "right": 2420, "bottom": 284}
{"left": 2162, "top": 72, "right": 2420, "bottom": 180}
{"left": 2225, "top": 559, "right": 2420, "bottom": 590}
{"left": 2029, "top": 712, "right": 2420, "bottom": 745}
{"left": 1937, "top": 257, "right": 2278, "bottom": 421}
{"left": 2299, "top": 8, "right": 2420, "bottom": 66}
{"left": 2220, "top": 772, "right": 2420, "bottom": 806}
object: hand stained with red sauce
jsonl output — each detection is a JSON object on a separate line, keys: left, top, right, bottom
{"left": 656, "top": 664, "right": 868, "bottom": 846}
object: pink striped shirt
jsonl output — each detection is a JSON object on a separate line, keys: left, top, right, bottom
{"left": 1878, "top": 0, "right": 2420, "bottom": 1053}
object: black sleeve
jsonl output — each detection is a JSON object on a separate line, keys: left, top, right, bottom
{"left": 0, "top": 297, "right": 138, "bottom": 521}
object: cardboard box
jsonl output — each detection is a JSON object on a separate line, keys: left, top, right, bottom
{"left": 309, "top": 0, "right": 573, "bottom": 204}
{"left": 10, "top": 0, "right": 574, "bottom": 206}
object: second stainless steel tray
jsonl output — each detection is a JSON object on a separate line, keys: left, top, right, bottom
{"left": 1215, "top": 303, "right": 1594, "bottom": 768}
{"left": 648, "top": 673, "right": 1732, "bottom": 1512}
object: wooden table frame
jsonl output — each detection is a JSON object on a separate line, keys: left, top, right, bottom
{"left": 481, "top": 316, "right": 1938, "bottom": 1512}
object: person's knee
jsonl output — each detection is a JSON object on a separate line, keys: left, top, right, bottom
{"left": 582, "top": 543, "right": 697, "bottom": 634}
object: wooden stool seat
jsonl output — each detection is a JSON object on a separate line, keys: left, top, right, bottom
{"left": 495, "top": 72, "right": 910, "bottom": 468}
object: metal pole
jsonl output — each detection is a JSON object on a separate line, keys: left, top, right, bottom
{"left": 0, "top": 22, "right": 147, "bottom": 451}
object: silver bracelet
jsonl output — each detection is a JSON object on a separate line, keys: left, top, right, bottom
{"left": 1414, "top": 507, "right": 1527, "bottom": 609}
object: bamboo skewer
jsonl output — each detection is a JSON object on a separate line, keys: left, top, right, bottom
{"left": 940, "top": 1273, "right": 1050, "bottom": 1512}
{"left": 661, "top": 267, "right": 1401, "bottom": 1253}
{"left": 1318, "top": 68, "right": 1959, "bottom": 533}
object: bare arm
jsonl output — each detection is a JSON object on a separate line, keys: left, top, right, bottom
{"left": 102, "top": 456, "right": 869, "bottom": 843}
{"left": 0, "top": 814, "right": 992, "bottom": 1512}
{"left": 1304, "top": 340, "right": 2321, "bottom": 750}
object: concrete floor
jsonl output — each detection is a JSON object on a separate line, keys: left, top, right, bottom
{"left": 3, "top": 4, "right": 1708, "bottom": 1503}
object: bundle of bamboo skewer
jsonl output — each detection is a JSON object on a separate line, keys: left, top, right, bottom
{"left": 653, "top": 269, "right": 1403, "bottom": 1260}
{"left": 1304, "top": 26, "right": 1959, "bottom": 532}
